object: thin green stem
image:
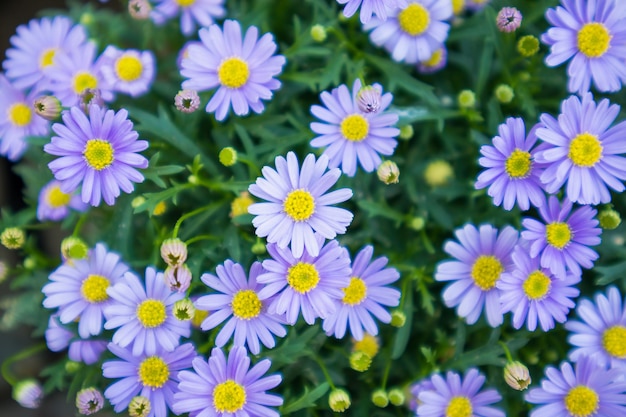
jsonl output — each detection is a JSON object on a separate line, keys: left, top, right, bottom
{"left": 184, "top": 234, "right": 218, "bottom": 246}
{"left": 499, "top": 341, "right": 514, "bottom": 363}
{"left": 1, "top": 343, "right": 47, "bottom": 386}
{"left": 313, "top": 356, "right": 336, "bottom": 390}
{"left": 172, "top": 203, "right": 218, "bottom": 238}
{"left": 72, "top": 213, "right": 89, "bottom": 237}
{"left": 380, "top": 350, "right": 393, "bottom": 389}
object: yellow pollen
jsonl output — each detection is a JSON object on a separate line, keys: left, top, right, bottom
{"left": 80, "top": 274, "right": 110, "bottom": 303}
{"left": 602, "top": 325, "right": 626, "bottom": 358}
{"left": 423, "top": 48, "right": 444, "bottom": 67}
{"left": 136, "top": 299, "right": 167, "bottom": 328}
{"left": 568, "top": 133, "right": 603, "bottom": 167}
{"left": 545, "top": 222, "right": 572, "bottom": 250}
{"left": 470, "top": 255, "right": 503, "bottom": 291}
{"left": 39, "top": 48, "right": 57, "bottom": 69}
{"left": 398, "top": 4, "right": 431, "bottom": 36}
{"left": 115, "top": 55, "right": 143, "bottom": 82}
{"left": 175, "top": 0, "right": 196, "bottom": 6}
{"left": 342, "top": 277, "right": 367, "bottom": 306}
{"left": 47, "top": 185, "right": 71, "bottom": 208}
{"left": 340, "top": 114, "right": 369, "bottom": 142}
{"left": 564, "top": 386, "right": 599, "bottom": 417}
{"left": 7, "top": 103, "right": 33, "bottom": 127}
{"left": 83, "top": 139, "right": 114, "bottom": 171}
{"left": 577, "top": 22, "right": 611, "bottom": 58}
{"left": 231, "top": 289, "right": 262, "bottom": 320}
{"left": 505, "top": 149, "right": 532, "bottom": 179}
{"left": 523, "top": 271, "right": 551, "bottom": 300}
{"left": 283, "top": 189, "right": 315, "bottom": 222}
{"left": 217, "top": 57, "right": 249, "bottom": 89}
{"left": 445, "top": 396, "right": 473, "bottom": 417}
{"left": 287, "top": 262, "right": 320, "bottom": 294}
{"left": 138, "top": 356, "right": 170, "bottom": 388}
{"left": 213, "top": 380, "right": 246, "bottom": 413}
{"left": 72, "top": 71, "right": 98, "bottom": 94}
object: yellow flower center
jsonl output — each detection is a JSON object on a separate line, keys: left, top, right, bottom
{"left": 115, "top": 55, "right": 143, "bottom": 82}
{"left": 340, "top": 114, "right": 369, "bottom": 142}
{"left": 568, "top": 133, "right": 603, "bottom": 167}
{"left": 423, "top": 48, "right": 444, "bottom": 67}
{"left": 217, "top": 57, "right": 249, "bottom": 89}
{"left": 213, "top": 380, "right": 246, "bottom": 413}
{"left": 136, "top": 299, "right": 167, "bottom": 328}
{"left": 47, "top": 185, "right": 72, "bottom": 208}
{"left": 7, "top": 103, "right": 32, "bottom": 127}
{"left": 353, "top": 334, "right": 379, "bottom": 357}
{"left": 72, "top": 71, "right": 98, "bottom": 94}
{"left": 522, "top": 270, "right": 551, "bottom": 300}
{"left": 283, "top": 189, "right": 315, "bottom": 222}
{"left": 80, "top": 274, "right": 110, "bottom": 303}
{"left": 505, "top": 149, "right": 532, "bottom": 179}
{"left": 83, "top": 139, "right": 114, "bottom": 171}
{"left": 175, "top": 0, "right": 196, "bottom": 6}
{"left": 287, "top": 262, "right": 320, "bottom": 294}
{"left": 342, "top": 277, "right": 367, "bottom": 306}
{"left": 138, "top": 356, "right": 170, "bottom": 388}
{"left": 231, "top": 289, "right": 262, "bottom": 320}
{"left": 452, "top": 0, "right": 465, "bottom": 15}
{"left": 577, "top": 22, "right": 611, "bottom": 58}
{"left": 445, "top": 396, "right": 473, "bottom": 417}
{"left": 398, "top": 4, "right": 431, "bottom": 36}
{"left": 470, "top": 255, "right": 503, "bottom": 291}
{"left": 39, "top": 48, "right": 57, "bottom": 69}
{"left": 564, "top": 386, "right": 599, "bottom": 417}
{"left": 602, "top": 325, "right": 626, "bottom": 358}
{"left": 545, "top": 222, "right": 572, "bottom": 249}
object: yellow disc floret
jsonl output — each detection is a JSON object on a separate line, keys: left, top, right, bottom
{"left": 115, "top": 55, "right": 143, "bottom": 82}
{"left": 398, "top": 4, "right": 431, "bottom": 36}
{"left": 218, "top": 57, "right": 249, "bottom": 89}
{"left": 136, "top": 299, "right": 167, "bottom": 328}
{"left": 342, "top": 277, "right": 367, "bottom": 305}
{"left": 523, "top": 271, "right": 551, "bottom": 300}
{"left": 231, "top": 290, "right": 262, "bottom": 320}
{"left": 213, "top": 380, "right": 246, "bottom": 413}
{"left": 47, "top": 185, "right": 72, "bottom": 208}
{"left": 602, "top": 325, "right": 626, "bottom": 358}
{"left": 175, "top": 0, "right": 196, "bottom": 6}
{"left": 564, "top": 385, "right": 599, "bottom": 417}
{"left": 283, "top": 189, "right": 315, "bottom": 222}
{"left": 138, "top": 356, "right": 170, "bottom": 388}
{"left": 84, "top": 139, "right": 114, "bottom": 171}
{"left": 39, "top": 48, "right": 57, "bottom": 69}
{"left": 81, "top": 274, "right": 110, "bottom": 303}
{"left": 471, "top": 255, "right": 503, "bottom": 291}
{"left": 568, "top": 133, "right": 603, "bottom": 167}
{"left": 546, "top": 222, "right": 572, "bottom": 249}
{"left": 340, "top": 114, "right": 369, "bottom": 142}
{"left": 445, "top": 396, "right": 473, "bottom": 417}
{"left": 287, "top": 262, "right": 320, "bottom": 294}
{"left": 577, "top": 23, "right": 611, "bottom": 58}
{"left": 73, "top": 71, "right": 98, "bottom": 94}
{"left": 505, "top": 149, "right": 532, "bottom": 179}
{"left": 7, "top": 103, "right": 33, "bottom": 127}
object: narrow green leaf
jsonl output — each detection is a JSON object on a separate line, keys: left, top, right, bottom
{"left": 280, "top": 382, "right": 330, "bottom": 415}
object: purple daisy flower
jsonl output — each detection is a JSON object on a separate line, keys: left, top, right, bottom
{"left": 322, "top": 245, "right": 401, "bottom": 340}
{"left": 416, "top": 46, "right": 447, "bottom": 74}
{"left": 44, "top": 315, "right": 108, "bottom": 365}
{"left": 475, "top": 117, "right": 547, "bottom": 211}
{"left": 497, "top": 244, "right": 580, "bottom": 331}
{"left": 417, "top": 368, "right": 505, "bottom": 417}
{"left": 534, "top": 93, "right": 626, "bottom": 205}
{"left": 37, "top": 180, "right": 88, "bottom": 222}
{"left": 2, "top": 16, "right": 87, "bottom": 91}
{"left": 44, "top": 105, "right": 149, "bottom": 207}
{"left": 42, "top": 243, "right": 130, "bottom": 338}
{"left": 310, "top": 79, "right": 399, "bottom": 177}
{"left": 257, "top": 235, "right": 352, "bottom": 325}
{"left": 409, "top": 379, "right": 435, "bottom": 413}
{"left": 180, "top": 19, "right": 286, "bottom": 121}
{"left": 521, "top": 195, "right": 601, "bottom": 280}
{"left": 337, "top": 0, "right": 408, "bottom": 23}
{"left": 195, "top": 260, "right": 287, "bottom": 355}
{"left": 435, "top": 224, "right": 518, "bottom": 327}
{"left": 151, "top": 0, "right": 226, "bottom": 37}
{"left": 541, "top": 0, "right": 626, "bottom": 94}
{"left": 173, "top": 346, "right": 282, "bottom": 417}
{"left": 102, "top": 342, "right": 196, "bottom": 417}
{"left": 104, "top": 267, "right": 191, "bottom": 356}
{"left": 364, "top": 0, "right": 452, "bottom": 64}
{"left": 248, "top": 152, "right": 353, "bottom": 258}
{"left": 99, "top": 46, "right": 155, "bottom": 97}
{"left": 565, "top": 286, "right": 626, "bottom": 370}
{"left": 525, "top": 355, "right": 626, "bottom": 417}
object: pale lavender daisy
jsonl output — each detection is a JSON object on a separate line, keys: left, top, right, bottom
{"left": 173, "top": 346, "right": 283, "bottom": 417}
{"left": 322, "top": 245, "right": 401, "bottom": 340}
{"left": 408, "top": 379, "right": 435, "bottom": 413}
{"left": 541, "top": 0, "right": 626, "bottom": 94}
{"left": 37, "top": 180, "right": 88, "bottom": 222}
{"left": 364, "top": 0, "right": 453, "bottom": 64}
{"left": 435, "top": 224, "right": 518, "bottom": 327}
{"left": 534, "top": 93, "right": 626, "bottom": 205}
{"left": 151, "top": 0, "right": 225, "bottom": 37}
{"left": 521, "top": 195, "right": 601, "bottom": 280}
{"left": 337, "top": 0, "right": 408, "bottom": 23}
{"left": 44, "top": 315, "right": 108, "bottom": 365}
{"left": 44, "top": 105, "right": 149, "bottom": 207}
{"left": 195, "top": 260, "right": 287, "bottom": 355}
{"left": 416, "top": 46, "right": 447, "bottom": 74}
{"left": 99, "top": 46, "right": 155, "bottom": 97}
{"left": 180, "top": 19, "right": 286, "bottom": 121}
{"left": 310, "top": 79, "right": 399, "bottom": 177}
{"left": 248, "top": 152, "right": 353, "bottom": 258}
{"left": 104, "top": 267, "right": 191, "bottom": 356}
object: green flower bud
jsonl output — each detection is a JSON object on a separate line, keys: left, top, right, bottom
{"left": 328, "top": 388, "right": 351, "bottom": 412}
{"left": 409, "top": 217, "right": 425, "bottom": 231}
{"left": 390, "top": 310, "right": 406, "bottom": 328}
{"left": 61, "top": 236, "right": 89, "bottom": 261}
{"left": 371, "top": 389, "right": 389, "bottom": 408}
{"left": 399, "top": 124, "right": 414, "bottom": 140}
{"left": 377, "top": 160, "right": 400, "bottom": 184}
{"left": 504, "top": 361, "right": 531, "bottom": 391}
{"left": 495, "top": 84, "right": 514, "bottom": 103}
{"left": 388, "top": 388, "right": 405, "bottom": 406}
{"left": 219, "top": 147, "right": 238, "bottom": 166}
{"left": 349, "top": 351, "right": 372, "bottom": 372}
{"left": 424, "top": 160, "right": 454, "bottom": 187}
{"left": 517, "top": 35, "right": 540, "bottom": 57}
{"left": 598, "top": 208, "right": 621, "bottom": 230}
{"left": 310, "top": 24, "right": 327, "bottom": 42}
{"left": 1, "top": 227, "right": 25, "bottom": 250}
{"left": 173, "top": 299, "right": 195, "bottom": 321}
{"left": 457, "top": 90, "right": 476, "bottom": 108}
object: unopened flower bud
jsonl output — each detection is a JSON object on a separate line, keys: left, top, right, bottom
{"left": 399, "top": 125, "right": 414, "bottom": 140}
{"left": 174, "top": 90, "right": 200, "bottom": 113}
{"left": 79, "top": 88, "right": 104, "bottom": 113}
{"left": 504, "top": 361, "right": 531, "bottom": 391}
{"left": 128, "top": 396, "right": 151, "bottom": 417}
{"left": 1, "top": 227, "right": 25, "bottom": 250}
{"left": 310, "top": 24, "right": 327, "bottom": 42}
{"left": 388, "top": 388, "right": 405, "bottom": 406}
{"left": 61, "top": 236, "right": 89, "bottom": 261}
{"left": 173, "top": 298, "right": 195, "bottom": 321}
{"left": 496, "top": 7, "right": 522, "bottom": 33}
{"left": 128, "top": 0, "right": 152, "bottom": 19}
{"left": 23, "top": 257, "right": 36, "bottom": 270}
{"left": 390, "top": 310, "right": 406, "bottom": 328}
{"left": 34, "top": 96, "right": 62, "bottom": 121}
{"left": 65, "top": 360, "right": 81, "bottom": 373}
{"left": 495, "top": 84, "right": 514, "bottom": 104}
{"left": 251, "top": 240, "right": 266, "bottom": 255}
{"left": 598, "top": 208, "right": 621, "bottom": 230}
{"left": 231, "top": 191, "right": 254, "bottom": 218}
{"left": 12, "top": 379, "right": 43, "bottom": 409}
{"left": 219, "top": 147, "right": 238, "bottom": 166}
{"left": 409, "top": 217, "right": 425, "bottom": 231}
{"left": 352, "top": 333, "right": 380, "bottom": 358}
{"left": 377, "top": 160, "right": 400, "bottom": 184}
{"left": 457, "top": 90, "right": 475, "bottom": 108}
{"left": 131, "top": 196, "right": 146, "bottom": 208}
{"left": 328, "top": 388, "right": 351, "bottom": 412}
{"left": 76, "top": 387, "right": 104, "bottom": 415}
{"left": 160, "top": 238, "right": 188, "bottom": 267}
{"left": 349, "top": 351, "right": 372, "bottom": 372}
{"left": 424, "top": 160, "right": 454, "bottom": 187}
{"left": 164, "top": 264, "right": 192, "bottom": 293}
{"left": 518, "top": 35, "right": 540, "bottom": 57}
{"left": 371, "top": 389, "right": 389, "bottom": 408}
{"left": 357, "top": 85, "right": 382, "bottom": 113}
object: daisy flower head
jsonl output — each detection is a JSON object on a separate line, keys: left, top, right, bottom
{"left": 102, "top": 342, "right": 196, "bottom": 417}
{"left": 257, "top": 235, "right": 352, "bottom": 325}
{"left": 542, "top": 0, "right": 626, "bottom": 94}
{"left": 337, "top": 0, "right": 408, "bottom": 24}
{"left": 435, "top": 224, "right": 518, "bottom": 327}
{"left": 364, "top": 0, "right": 453, "bottom": 64}
{"left": 173, "top": 346, "right": 283, "bottom": 417}
{"left": 44, "top": 105, "right": 149, "bottom": 207}
{"left": 475, "top": 117, "right": 547, "bottom": 211}
{"left": 565, "top": 286, "right": 626, "bottom": 370}
{"left": 417, "top": 368, "right": 505, "bottom": 417}
{"left": 534, "top": 93, "right": 626, "bottom": 205}
{"left": 151, "top": 0, "right": 226, "bottom": 37}
{"left": 195, "top": 260, "right": 287, "bottom": 355}
{"left": 104, "top": 267, "right": 191, "bottom": 356}
{"left": 2, "top": 16, "right": 87, "bottom": 91}
{"left": 525, "top": 355, "right": 626, "bottom": 417}
{"left": 310, "top": 79, "right": 400, "bottom": 177}
{"left": 37, "top": 180, "right": 88, "bottom": 222}
{"left": 416, "top": 46, "right": 447, "bottom": 74}
{"left": 520, "top": 195, "right": 601, "bottom": 280}
{"left": 180, "top": 19, "right": 286, "bottom": 121}
{"left": 44, "top": 314, "right": 108, "bottom": 365}
{"left": 247, "top": 152, "right": 353, "bottom": 258}
{"left": 99, "top": 46, "right": 155, "bottom": 97}
{"left": 497, "top": 243, "right": 581, "bottom": 332}
{"left": 322, "top": 245, "right": 401, "bottom": 341}
{"left": 42, "top": 243, "right": 130, "bottom": 339}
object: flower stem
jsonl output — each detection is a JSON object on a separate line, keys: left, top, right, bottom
{"left": 1, "top": 343, "right": 47, "bottom": 386}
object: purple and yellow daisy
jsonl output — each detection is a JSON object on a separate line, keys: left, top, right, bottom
{"left": 435, "top": 224, "right": 518, "bottom": 327}
{"left": 416, "top": 46, "right": 447, "bottom": 74}
{"left": 99, "top": 46, "right": 155, "bottom": 97}
{"left": 44, "top": 105, "right": 149, "bottom": 207}
{"left": 337, "top": 0, "right": 407, "bottom": 23}
{"left": 151, "top": 0, "right": 226, "bottom": 37}
{"left": 248, "top": 152, "right": 353, "bottom": 258}
{"left": 180, "top": 19, "right": 285, "bottom": 121}
{"left": 310, "top": 79, "right": 399, "bottom": 177}
{"left": 37, "top": 180, "right": 87, "bottom": 222}
{"left": 44, "top": 315, "right": 108, "bottom": 365}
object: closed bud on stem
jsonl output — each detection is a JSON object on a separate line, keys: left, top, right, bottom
{"left": 349, "top": 351, "right": 372, "bottom": 372}
{"left": 310, "top": 24, "right": 327, "bottom": 42}
{"left": 219, "top": 147, "right": 238, "bottom": 166}
{"left": 1, "top": 227, "right": 25, "bottom": 250}
{"left": 388, "top": 388, "right": 405, "bottom": 406}
{"left": 164, "top": 264, "right": 192, "bottom": 293}
{"left": 598, "top": 208, "right": 621, "bottom": 230}
{"left": 61, "top": 236, "right": 89, "bottom": 261}
{"left": 160, "top": 238, "right": 188, "bottom": 267}
{"left": 399, "top": 124, "right": 414, "bottom": 140}
{"left": 128, "top": 396, "right": 151, "bottom": 417}
{"left": 173, "top": 298, "right": 195, "bottom": 321}
{"left": 371, "top": 389, "right": 389, "bottom": 408}
{"left": 357, "top": 85, "right": 382, "bottom": 113}
{"left": 377, "top": 161, "right": 400, "bottom": 184}
{"left": 128, "top": 0, "right": 152, "bottom": 19}
{"left": 33, "top": 96, "right": 62, "bottom": 121}
{"left": 76, "top": 387, "right": 104, "bottom": 415}
{"left": 328, "top": 388, "right": 351, "bottom": 412}
{"left": 457, "top": 90, "right": 475, "bottom": 108}
{"left": 495, "top": 84, "right": 514, "bottom": 103}
{"left": 174, "top": 90, "right": 200, "bottom": 113}
{"left": 504, "top": 361, "right": 531, "bottom": 391}
{"left": 390, "top": 310, "right": 406, "bottom": 327}
{"left": 12, "top": 379, "right": 43, "bottom": 409}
